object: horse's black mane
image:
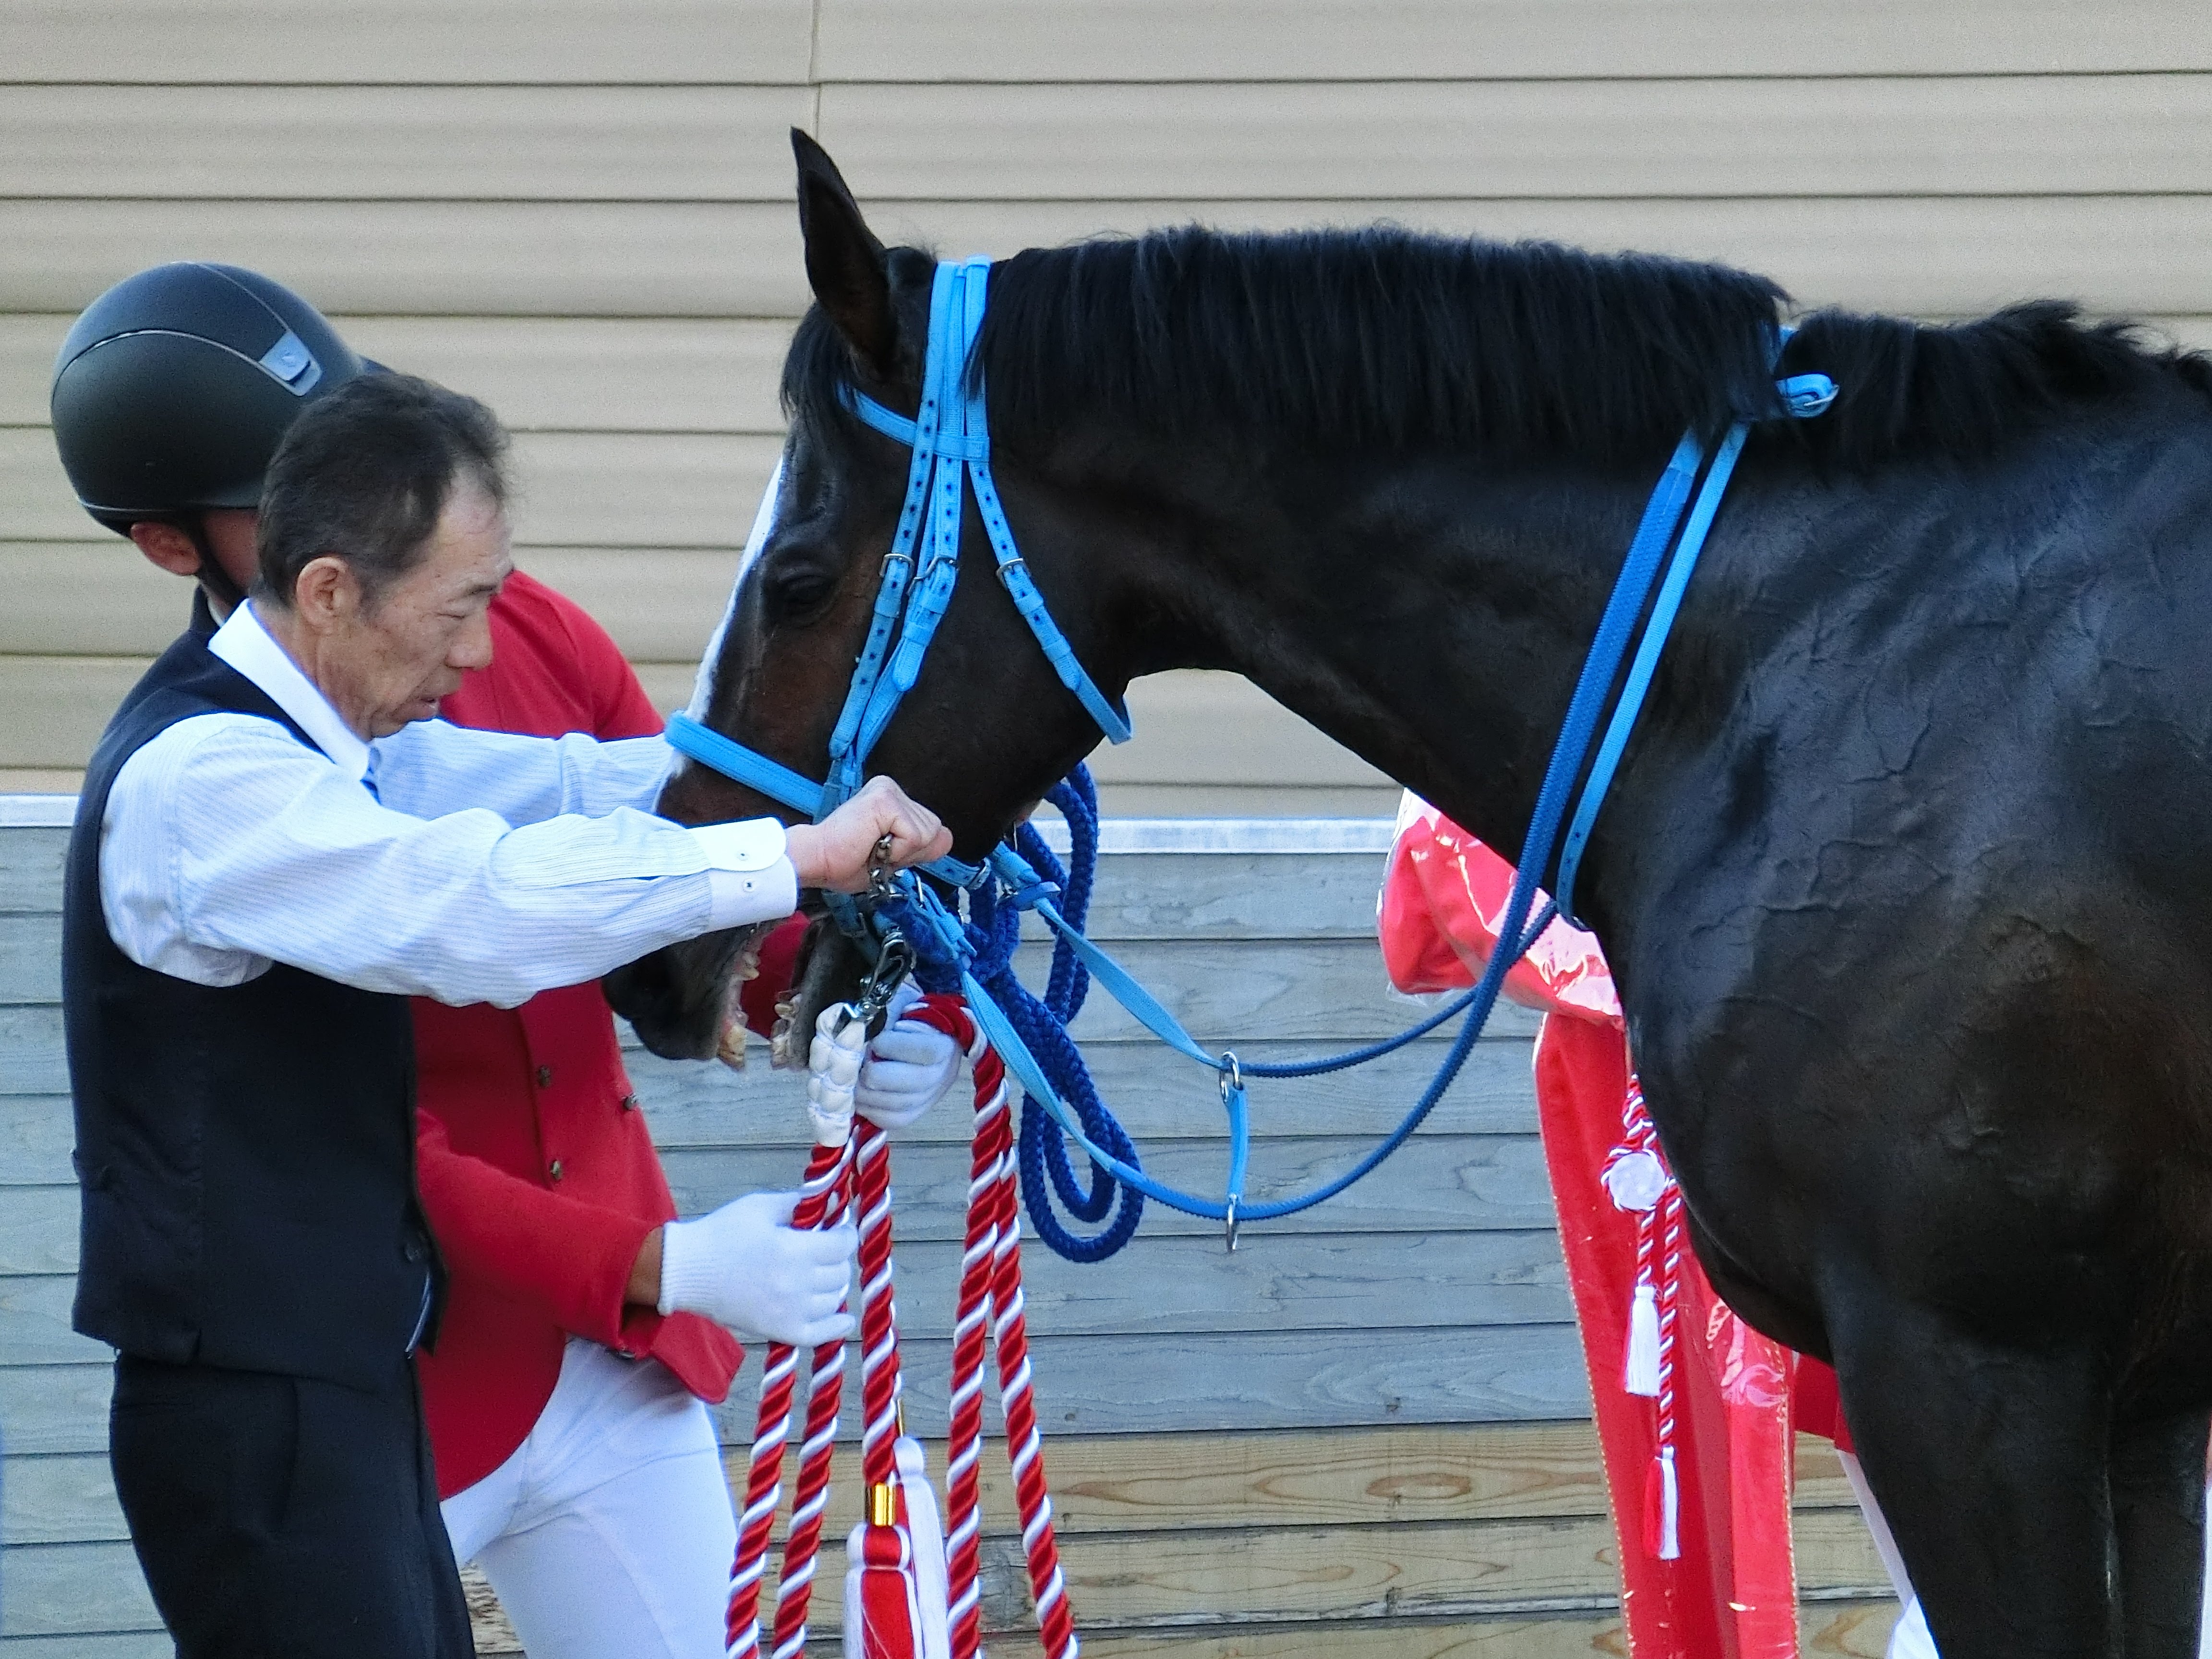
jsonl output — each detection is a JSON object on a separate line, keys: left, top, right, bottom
{"left": 788, "top": 224, "right": 2212, "bottom": 469}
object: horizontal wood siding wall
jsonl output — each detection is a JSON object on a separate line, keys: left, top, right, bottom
{"left": 0, "top": 810, "right": 1898, "bottom": 1651}
{"left": 5, "top": 3, "right": 2212, "bottom": 806}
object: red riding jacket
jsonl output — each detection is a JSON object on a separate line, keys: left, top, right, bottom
{"left": 410, "top": 570, "right": 793, "bottom": 1497}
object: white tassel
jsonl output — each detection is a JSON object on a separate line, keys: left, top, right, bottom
{"left": 1624, "top": 1282, "right": 1661, "bottom": 1397}
{"left": 1655, "top": 1447, "right": 1681, "bottom": 1561}
{"left": 895, "top": 1438, "right": 952, "bottom": 1659}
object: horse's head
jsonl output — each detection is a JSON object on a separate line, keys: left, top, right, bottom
{"left": 605, "top": 132, "right": 1140, "bottom": 1060}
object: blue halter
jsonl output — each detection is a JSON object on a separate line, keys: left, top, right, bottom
{"left": 663, "top": 255, "right": 1837, "bottom": 1260}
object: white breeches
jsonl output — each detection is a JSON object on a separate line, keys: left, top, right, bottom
{"left": 441, "top": 1337, "right": 738, "bottom": 1659}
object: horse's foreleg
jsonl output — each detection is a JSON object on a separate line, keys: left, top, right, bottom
{"left": 2110, "top": 1405, "right": 2207, "bottom": 1658}
{"left": 1832, "top": 1296, "right": 2120, "bottom": 1659}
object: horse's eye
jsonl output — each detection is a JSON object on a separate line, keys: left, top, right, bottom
{"left": 763, "top": 566, "right": 839, "bottom": 623}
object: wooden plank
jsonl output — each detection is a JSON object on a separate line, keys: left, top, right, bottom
{"left": 0, "top": 1540, "right": 158, "bottom": 1638}
{"left": 661, "top": 1131, "right": 1555, "bottom": 1241}
{"left": 0, "top": 1186, "right": 77, "bottom": 1276}
{"left": 0, "top": 1365, "right": 115, "bottom": 1456}
{"left": 2, "top": 313, "right": 794, "bottom": 435}
{"left": 1065, "top": 1607, "right": 1900, "bottom": 1659}
{"left": 0, "top": 200, "right": 801, "bottom": 319}
{"left": 0, "top": 86, "right": 815, "bottom": 204}
{"left": 17, "top": 194, "right": 2212, "bottom": 322}
{"left": 0, "top": 1182, "right": 1570, "bottom": 1331}
{"left": 4, "top": 1453, "right": 127, "bottom": 1546}
{"left": 632, "top": 1035, "right": 1540, "bottom": 1149}
{"left": 0, "top": 0, "right": 814, "bottom": 84}
{"left": 0, "top": 661, "right": 144, "bottom": 773}
{"left": 0, "top": 1096, "right": 76, "bottom": 1189}
{"left": 0, "top": 913, "right": 61, "bottom": 1003}
{"left": 0, "top": 1006, "right": 69, "bottom": 1096}
{"left": 10, "top": 77, "right": 2212, "bottom": 207}
{"left": 812, "top": 0, "right": 2212, "bottom": 81}
{"left": 0, "top": 542, "right": 741, "bottom": 664}
{"left": 0, "top": 1635, "right": 170, "bottom": 1658}
{"left": 0, "top": 824, "right": 66, "bottom": 913}
{"left": 711, "top": 1323, "right": 1591, "bottom": 1436}
{"left": 818, "top": 74, "right": 2212, "bottom": 203}
{"left": 0, "top": 1276, "right": 109, "bottom": 1366}
{"left": 2, "top": 427, "right": 784, "bottom": 551}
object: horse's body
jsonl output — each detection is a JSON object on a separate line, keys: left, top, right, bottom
{"left": 607, "top": 135, "right": 2212, "bottom": 1655}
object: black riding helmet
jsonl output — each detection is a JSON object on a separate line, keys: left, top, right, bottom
{"left": 50, "top": 262, "right": 368, "bottom": 535}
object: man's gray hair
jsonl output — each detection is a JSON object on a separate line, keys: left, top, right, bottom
{"left": 256, "top": 372, "right": 508, "bottom": 608}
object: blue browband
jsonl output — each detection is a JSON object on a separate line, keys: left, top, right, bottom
{"left": 663, "top": 257, "right": 1837, "bottom": 1256}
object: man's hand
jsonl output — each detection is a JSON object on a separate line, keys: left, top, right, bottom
{"left": 785, "top": 775, "right": 953, "bottom": 892}
{"left": 656, "top": 1190, "right": 856, "bottom": 1347}
{"left": 854, "top": 981, "right": 962, "bottom": 1130}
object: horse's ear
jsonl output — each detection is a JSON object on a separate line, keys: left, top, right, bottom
{"left": 792, "top": 129, "right": 896, "bottom": 379}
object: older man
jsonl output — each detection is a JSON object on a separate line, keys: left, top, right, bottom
{"left": 64, "top": 370, "right": 949, "bottom": 1659}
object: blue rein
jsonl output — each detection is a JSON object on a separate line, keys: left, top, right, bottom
{"left": 664, "top": 256, "right": 1836, "bottom": 1261}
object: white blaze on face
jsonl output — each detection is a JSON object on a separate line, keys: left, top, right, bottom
{"left": 685, "top": 454, "right": 787, "bottom": 722}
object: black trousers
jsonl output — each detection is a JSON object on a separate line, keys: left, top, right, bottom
{"left": 109, "top": 1354, "right": 473, "bottom": 1659}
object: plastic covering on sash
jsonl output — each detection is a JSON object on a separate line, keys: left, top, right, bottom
{"left": 1380, "top": 795, "right": 1851, "bottom": 1659}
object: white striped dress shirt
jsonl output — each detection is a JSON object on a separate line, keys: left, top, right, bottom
{"left": 99, "top": 601, "right": 796, "bottom": 1008}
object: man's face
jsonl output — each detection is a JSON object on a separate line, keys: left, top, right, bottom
{"left": 320, "top": 482, "right": 510, "bottom": 738}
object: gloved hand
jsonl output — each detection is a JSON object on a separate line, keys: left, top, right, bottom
{"left": 854, "top": 981, "right": 962, "bottom": 1130}
{"left": 656, "top": 1190, "right": 855, "bottom": 1347}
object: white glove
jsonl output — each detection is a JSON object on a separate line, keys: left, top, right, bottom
{"left": 854, "top": 981, "right": 962, "bottom": 1130}
{"left": 657, "top": 1190, "right": 856, "bottom": 1347}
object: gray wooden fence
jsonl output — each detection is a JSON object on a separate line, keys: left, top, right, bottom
{"left": 0, "top": 802, "right": 1897, "bottom": 1655}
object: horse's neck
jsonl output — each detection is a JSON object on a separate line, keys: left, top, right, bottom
{"left": 1175, "top": 452, "right": 1654, "bottom": 874}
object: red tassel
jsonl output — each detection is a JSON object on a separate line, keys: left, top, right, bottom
{"left": 847, "top": 1516, "right": 926, "bottom": 1659}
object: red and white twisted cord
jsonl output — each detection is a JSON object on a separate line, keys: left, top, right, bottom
{"left": 729, "top": 1136, "right": 854, "bottom": 1659}
{"left": 729, "top": 997, "right": 1080, "bottom": 1656}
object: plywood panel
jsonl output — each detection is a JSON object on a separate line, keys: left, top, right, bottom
{"left": 0, "top": 0, "right": 814, "bottom": 84}
{"left": 3, "top": 313, "right": 793, "bottom": 433}
{"left": 0, "top": 200, "right": 797, "bottom": 319}
{"left": 3, "top": 426, "right": 781, "bottom": 551}
{"left": 0, "top": 823, "right": 66, "bottom": 913}
{"left": 0, "top": 1096, "right": 75, "bottom": 1189}
{"left": 10, "top": 78, "right": 2210, "bottom": 206}
{"left": 818, "top": 75, "right": 2212, "bottom": 202}
{"left": 0, "top": 1006, "right": 68, "bottom": 1096}
{"left": 0, "top": 542, "right": 741, "bottom": 663}
{"left": 812, "top": 0, "right": 2212, "bottom": 81}
{"left": 709, "top": 1322, "right": 1593, "bottom": 1436}
{"left": 16, "top": 194, "right": 2212, "bottom": 321}
{"left": 0, "top": 86, "right": 814, "bottom": 203}
{"left": 0, "top": 1540, "right": 159, "bottom": 1638}
{"left": 0, "top": 661, "right": 146, "bottom": 772}
{"left": 631, "top": 1038, "right": 1538, "bottom": 1154}
{"left": 0, "top": 913, "right": 61, "bottom": 1003}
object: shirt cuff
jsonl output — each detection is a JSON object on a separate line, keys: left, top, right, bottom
{"left": 692, "top": 818, "right": 798, "bottom": 929}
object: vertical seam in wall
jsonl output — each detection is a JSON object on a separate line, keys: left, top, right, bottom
{"left": 808, "top": 0, "right": 824, "bottom": 130}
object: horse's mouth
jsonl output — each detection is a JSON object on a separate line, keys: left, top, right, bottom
{"left": 605, "top": 911, "right": 874, "bottom": 1067}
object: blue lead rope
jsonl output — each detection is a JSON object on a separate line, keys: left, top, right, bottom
{"left": 662, "top": 258, "right": 1837, "bottom": 1260}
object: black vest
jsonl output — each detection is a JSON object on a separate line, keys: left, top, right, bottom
{"left": 65, "top": 626, "right": 439, "bottom": 1389}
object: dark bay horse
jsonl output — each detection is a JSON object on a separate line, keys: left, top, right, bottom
{"left": 608, "top": 134, "right": 2212, "bottom": 1656}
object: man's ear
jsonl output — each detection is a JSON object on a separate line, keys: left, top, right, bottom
{"left": 792, "top": 128, "right": 896, "bottom": 379}
{"left": 127, "top": 522, "right": 204, "bottom": 578}
{"left": 290, "top": 555, "right": 359, "bottom": 630}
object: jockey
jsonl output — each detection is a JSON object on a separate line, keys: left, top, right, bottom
{"left": 51, "top": 264, "right": 965, "bottom": 1659}
{"left": 1379, "top": 794, "right": 1939, "bottom": 1659}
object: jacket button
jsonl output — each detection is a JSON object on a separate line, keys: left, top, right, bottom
{"left": 536, "top": 1065, "right": 554, "bottom": 1089}
{"left": 620, "top": 1094, "right": 639, "bottom": 1113}
{"left": 548, "top": 1159, "right": 564, "bottom": 1182}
